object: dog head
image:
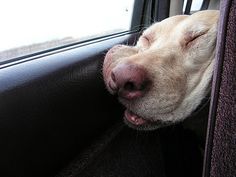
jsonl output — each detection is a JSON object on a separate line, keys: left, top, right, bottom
{"left": 103, "top": 10, "right": 219, "bottom": 130}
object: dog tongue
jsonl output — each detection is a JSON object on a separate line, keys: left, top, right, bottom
{"left": 125, "top": 109, "right": 147, "bottom": 125}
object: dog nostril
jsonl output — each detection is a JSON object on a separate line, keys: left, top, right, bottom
{"left": 124, "top": 80, "right": 150, "bottom": 92}
{"left": 111, "top": 63, "right": 151, "bottom": 99}
{"left": 124, "top": 81, "right": 136, "bottom": 91}
{"left": 140, "top": 80, "right": 150, "bottom": 91}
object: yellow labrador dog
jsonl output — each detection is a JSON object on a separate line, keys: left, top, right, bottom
{"left": 103, "top": 10, "right": 219, "bottom": 130}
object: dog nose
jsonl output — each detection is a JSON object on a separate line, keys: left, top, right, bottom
{"left": 111, "top": 63, "right": 151, "bottom": 100}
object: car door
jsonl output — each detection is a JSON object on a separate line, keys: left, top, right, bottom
{"left": 0, "top": 1, "right": 149, "bottom": 176}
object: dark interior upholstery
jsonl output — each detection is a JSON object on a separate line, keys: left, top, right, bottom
{"left": 56, "top": 119, "right": 207, "bottom": 177}
{"left": 203, "top": 0, "right": 236, "bottom": 176}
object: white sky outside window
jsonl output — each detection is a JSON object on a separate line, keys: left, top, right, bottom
{"left": 183, "top": 0, "right": 204, "bottom": 12}
{"left": 0, "top": 0, "right": 134, "bottom": 61}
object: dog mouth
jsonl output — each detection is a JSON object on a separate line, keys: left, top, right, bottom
{"left": 124, "top": 109, "right": 149, "bottom": 126}
{"left": 124, "top": 108, "right": 174, "bottom": 130}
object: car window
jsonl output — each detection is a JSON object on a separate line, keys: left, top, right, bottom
{"left": 183, "top": 0, "right": 204, "bottom": 13}
{"left": 0, "top": 0, "right": 134, "bottom": 64}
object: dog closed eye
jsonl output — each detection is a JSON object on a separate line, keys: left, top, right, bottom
{"left": 184, "top": 30, "right": 209, "bottom": 47}
{"left": 140, "top": 35, "right": 151, "bottom": 47}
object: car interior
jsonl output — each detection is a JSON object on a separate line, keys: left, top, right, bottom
{"left": 0, "top": 0, "right": 235, "bottom": 177}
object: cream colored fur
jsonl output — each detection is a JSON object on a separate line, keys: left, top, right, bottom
{"left": 103, "top": 10, "right": 219, "bottom": 130}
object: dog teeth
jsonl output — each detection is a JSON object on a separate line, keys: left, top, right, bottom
{"left": 131, "top": 116, "right": 137, "bottom": 121}
{"left": 125, "top": 109, "right": 147, "bottom": 125}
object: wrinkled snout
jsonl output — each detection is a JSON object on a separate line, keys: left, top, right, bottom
{"left": 108, "top": 63, "right": 151, "bottom": 100}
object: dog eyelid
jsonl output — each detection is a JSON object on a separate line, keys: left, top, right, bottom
{"left": 185, "top": 30, "right": 208, "bottom": 47}
{"left": 142, "top": 35, "right": 151, "bottom": 45}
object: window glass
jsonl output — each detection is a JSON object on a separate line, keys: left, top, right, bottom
{"left": 183, "top": 0, "right": 204, "bottom": 13}
{"left": 0, "top": 0, "right": 134, "bottom": 63}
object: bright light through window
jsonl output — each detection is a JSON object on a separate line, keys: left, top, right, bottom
{"left": 0, "top": 0, "right": 134, "bottom": 63}
{"left": 183, "top": 0, "right": 204, "bottom": 12}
